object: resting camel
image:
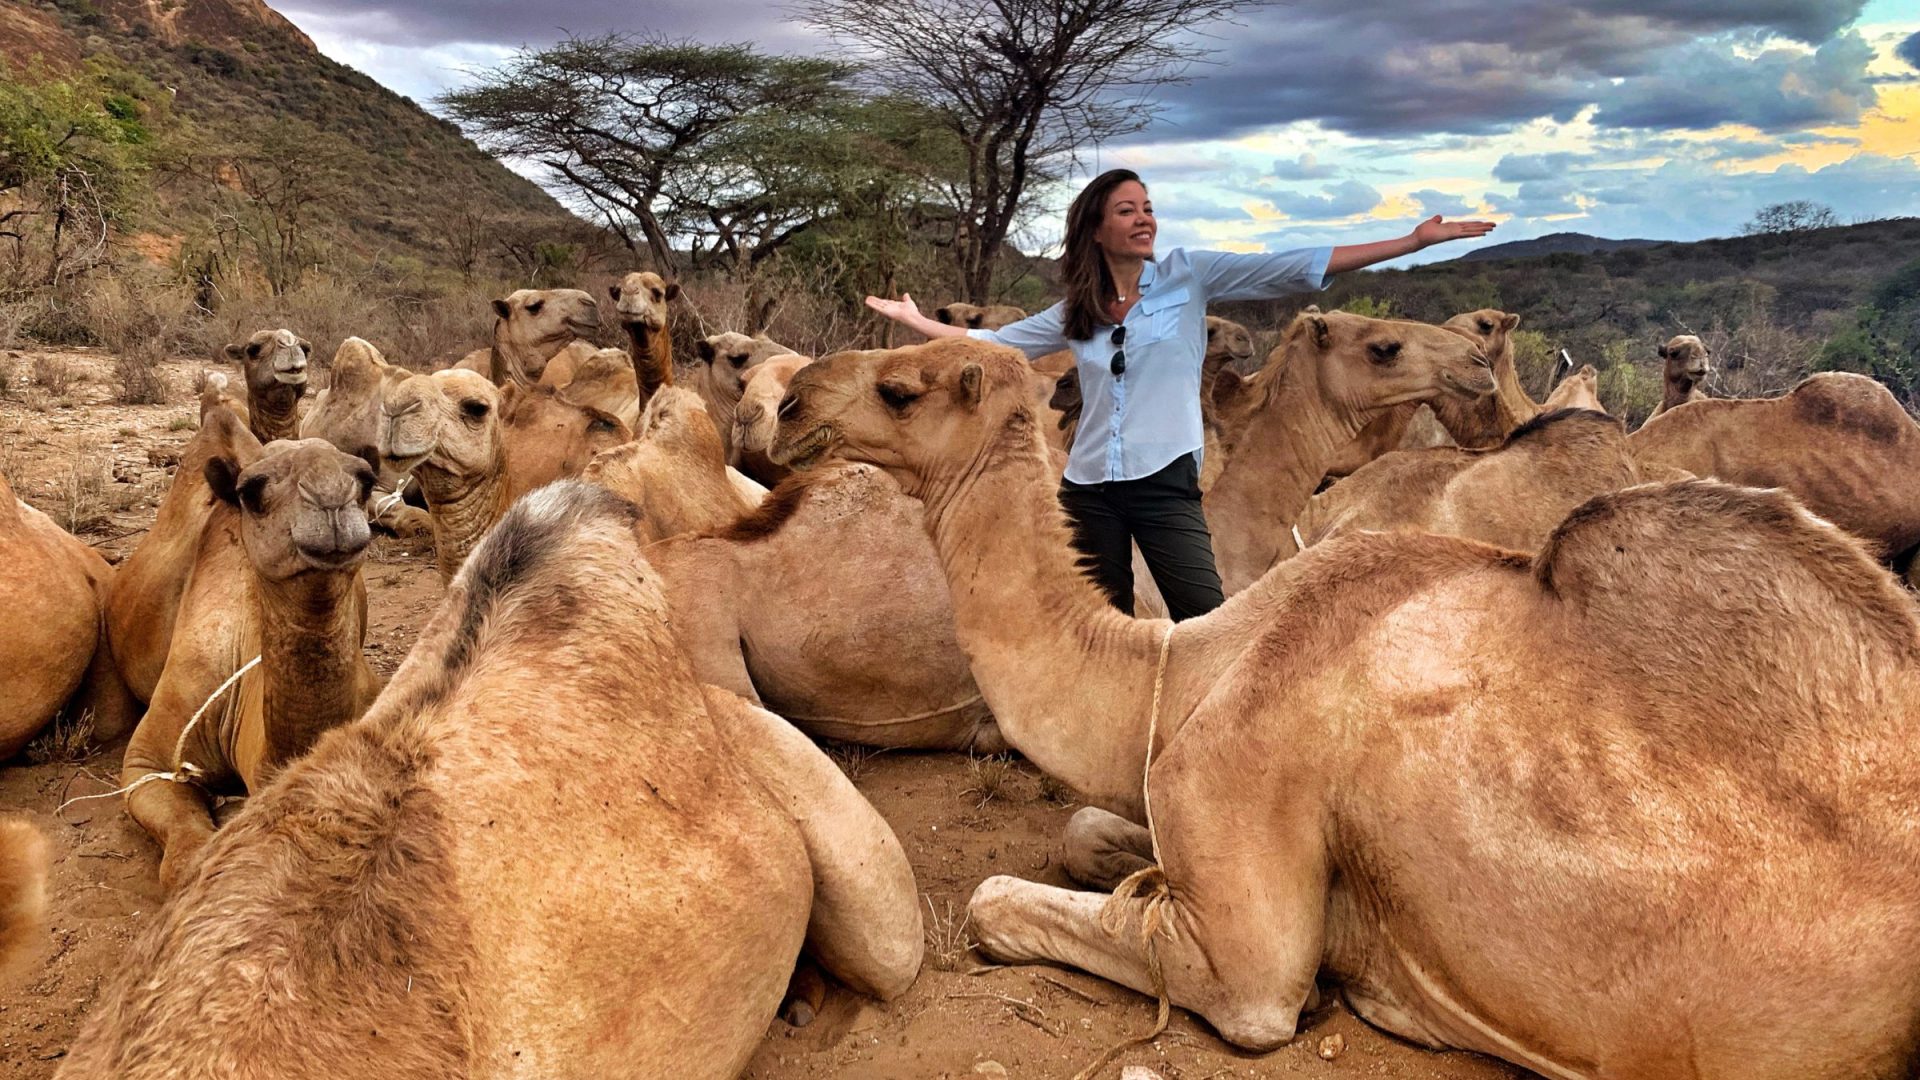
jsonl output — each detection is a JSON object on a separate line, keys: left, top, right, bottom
{"left": 1648, "top": 334, "right": 1712, "bottom": 420}
{"left": 732, "top": 354, "right": 815, "bottom": 487}
{"left": 1543, "top": 363, "right": 1602, "bottom": 412}
{"left": 1298, "top": 409, "right": 1643, "bottom": 554}
{"left": 118, "top": 413, "right": 382, "bottom": 890}
{"left": 223, "top": 328, "right": 311, "bottom": 443}
{"left": 592, "top": 270, "right": 679, "bottom": 402}
{"left": 689, "top": 332, "right": 797, "bottom": 463}
{"left": 1630, "top": 371, "right": 1920, "bottom": 563}
{"left": 1201, "top": 311, "right": 1495, "bottom": 594}
{"left": 1, "top": 471, "right": 134, "bottom": 757}
{"left": 0, "top": 820, "right": 46, "bottom": 984}
{"left": 60, "top": 482, "right": 921, "bottom": 1080}
{"left": 771, "top": 335, "right": 1920, "bottom": 1079}
{"left": 934, "top": 302, "right": 1027, "bottom": 331}
{"left": 553, "top": 346, "right": 641, "bottom": 428}
{"left": 646, "top": 461, "right": 999, "bottom": 751}
{"left": 296, "top": 338, "right": 433, "bottom": 538}
{"left": 452, "top": 288, "right": 601, "bottom": 386}
{"left": 584, "top": 387, "right": 759, "bottom": 542}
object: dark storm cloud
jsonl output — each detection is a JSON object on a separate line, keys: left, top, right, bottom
{"left": 1264, "top": 180, "right": 1382, "bottom": 218}
{"left": 1898, "top": 30, "right": 1920, "bottom": 70}
{"left": 1140, "top": 0, "right": 1877, "bottom": 140}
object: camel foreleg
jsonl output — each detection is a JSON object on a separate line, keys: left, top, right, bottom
{"left": 1062, "top": 806, "right": 1154, "bottom": 890}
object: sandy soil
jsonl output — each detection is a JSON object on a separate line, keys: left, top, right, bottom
{"left": 0, "top": 349, "right": 1524, "bottom": 1079}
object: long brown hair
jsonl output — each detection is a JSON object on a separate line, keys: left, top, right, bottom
{"left": 1061, "top": 169, "right": 1143, "bottom": 342}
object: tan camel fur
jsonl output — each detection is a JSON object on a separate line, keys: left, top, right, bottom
{"left": 1630, "top": 371, "right": 1920, "bottom": 562}
{"left": 500, "top": 380, "right": 632, "bottom": 502}
{"left": 599, "top": 270, "right": 679, "bottom": 403}
{"left": 691, "top": 332, "right": 797, "bottom": 463}
{"left": 118, "top": 418, "right": 382, "bottom": 890}
{"left": 934, "top": 302, "right": 1027, "bottom": 330}
{"left": 1648, "top": 334, "right": 1712, "bottom": 420}
{"left": 772, "top": 336, "right": 1920, "bottom": 1079}
{"left": 552, "top": 346, "right": 640, "bottom": 428}
{"left": 645, "top": 461, "right": 999, "bottom": 751}
{"left": 452, "top": 288, "right": 601, "bottom": 386}
{"left": 222, "top": 328, "right": 311, "bottom": 443}
{"left": 0, "top": 820, "right": 47, "bottom": 985}
{"left": 59, "top": 482, "right": 921, "bottom": 1080}
{"left": 584, "top": 387, "right": 758, "bottom": 543}
{"left": 1, "top": 472, "right": 134, "bottom": 757}
{"left": 1201, "top": 312, "right": 1496, "bottom": 593}
{"left": 1298, "top": 409, "right": 1643, "bottom": 554}
{"left": 1544, "top": 363, "right": 1602, "bottom": 412}
{"left": 732, "top": 354, "right": 815, "bottom": 487}
{"left": 298, "top": 338, "right": 433, "bottom": 538}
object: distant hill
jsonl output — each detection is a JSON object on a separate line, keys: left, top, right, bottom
{"left": 1, "top": 0, "right": 578, "bottom": 275}
{"left": 1452, "top": 231, "right": 1662, "bottom": 263}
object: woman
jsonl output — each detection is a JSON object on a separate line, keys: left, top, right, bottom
{"left": 867, "top": 169, "right": 1493, "bottom": 619}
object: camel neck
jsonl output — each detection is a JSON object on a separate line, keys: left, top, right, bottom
{"left": 489, "top": 330, "right": 566, "bottom": 386}
{"left": 1433, "top": 345, "right": 1534, "bottom": 447}
{"left": 252, "top": 568, "right": 368, "bottom": 772}
{"left": 1661, "top": 374, "right": 1700, "bottom": 413}
{"left": 918, "top": 409, "right": 1169, "bottom": 817}
{"left": 1205, "top": 350, "right": 1364, "bottom": 593}
{"left": 623, "top": 322, "right": 673, "bottom": 403}
{"left": 247, "top": 383, "right": 303, "bottom": 444}
{"left": 416, "top": 442, "right": 511, "bottom": 580}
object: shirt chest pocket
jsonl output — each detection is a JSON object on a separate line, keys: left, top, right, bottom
{"left": 1134, "top": 287, "right": 1190, "bottom": 345}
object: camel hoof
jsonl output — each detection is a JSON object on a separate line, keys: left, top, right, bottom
{"left": 781, "top": 999, "right": 816, "bottom": 1027}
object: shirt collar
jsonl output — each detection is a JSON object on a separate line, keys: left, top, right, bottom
{"left": 1138, "top": 257, "right": 1159, "bottom": 291}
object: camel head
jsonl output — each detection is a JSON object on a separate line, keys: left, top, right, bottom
{"left": 224, "top": 328, "right": 312, "bottom": 393}
{"left": 301, "top": 339, "right": 429, "bottom": 480}
{"left": 1441, "top": 309, "right": 1521, "bottom": 368}
{"left": 1203, "top": 316, "right": 1256, "bottom": 377}
{"left": 608, "top": 271, "right": 680, "bottom": 334}
{"left": 694, "top": 332, "right": 796, "bottom": 403}
{"left": 733, "top": 354, "right": 814, "bottom": 455}
{"left": 204, "top": 425, "right": 377, "bottom": 580}
{"left": 629, "top": 386, "right": 723, "bottom": 460}
{"left": 934, "top": 303, "right": 1028, "bottom": 331}
{"left": 1217, "top": 310, "right": 1495, "bottom": 421}
{"left": 500, "top": 381, "right": 632, "bottom": 498}
{"left": 1657, "top": 335, "right": 1711, "bottom": 381}
{"left": 771, "top": 337, "right": 1035, "bottom": 494}
{"left": 490, "top": 289, "right": 601, "bottom": 371}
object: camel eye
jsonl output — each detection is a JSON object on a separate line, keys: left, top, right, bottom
{"left": 526, "top": 301, "right": 544, "bottom": 315}
{"left": 589, "top": 416, "right": 619, "bottom": 434}
{"left": 728, "top": 353, "right": 748, "bottom": 368}
{"left": 878, "top": 382, "right": 917, "bottom": 410}
{"left": 1368, "top": 341, "right": 1402, "bottom": 363}
{"left": 461, "top": 399, "right": 490, "bottom": 422}
{"left": 651, "top": 289, "right": 663, "bottom": 301}
{"left": 1477, "top": 320, "right": 1493, "bottom": 334}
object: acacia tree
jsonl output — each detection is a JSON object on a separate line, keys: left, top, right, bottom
{"left": 439, "top": 36, "right": 855, "bottom": 276}
{"left": 805, "top": 0, "right": 1267, "bottom": 303}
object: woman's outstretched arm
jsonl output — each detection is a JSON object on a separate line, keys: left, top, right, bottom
{"left": 865, "top": 293, "right": 968, "bottom": 339}
{"left": 1328, "top": 215, "right": 1496, "bottom": 274}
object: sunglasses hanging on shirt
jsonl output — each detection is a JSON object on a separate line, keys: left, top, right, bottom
{"left": 1109, "top": 325, "right": 1126, "bottom": 377}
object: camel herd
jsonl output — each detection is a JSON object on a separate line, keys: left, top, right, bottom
{"left": 4, "top": 278, "right": 1920, "bottom": 1079}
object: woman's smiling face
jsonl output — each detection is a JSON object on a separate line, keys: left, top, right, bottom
{"left": 1094, "top": 180, "right": 1156, "bottom": 261}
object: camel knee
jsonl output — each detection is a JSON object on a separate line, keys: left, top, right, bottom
{"left": 1062, "top": 806, "right": 1152, "bottom": 890}
{"left": 966, "top": 875, "right": 1035, "bottom": 961}
{"left": 1206, "top": 997, "right": 1303, "bottom": 1052}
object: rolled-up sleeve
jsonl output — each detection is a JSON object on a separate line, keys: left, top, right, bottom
{"left": 965, "top": 303, "right": 1068, "bottom": 361}
{"left": 1192, "top": 247, "right": 1334, "bottom": 303}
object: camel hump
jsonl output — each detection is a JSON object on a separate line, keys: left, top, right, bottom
{"left": 1499, "top": 407, "right": 1622, "bottom": 447}
{"left": 1536, "top": 479, "right": 1920, "bottom": 659}
{"left": 1788, "top": 372, "right": 1914, "bottom": 446}
{"left": 706, "top": 462, "right": 894, "bottom": 544}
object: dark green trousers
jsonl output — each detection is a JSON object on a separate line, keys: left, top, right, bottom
{"left": 1057, "top": 453, "right": 1226, "bottom": 622}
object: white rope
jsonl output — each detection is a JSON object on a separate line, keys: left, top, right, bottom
{"left": 370, "top": 487, "right": 407, "bottom": 521}
{"left": 1141, "top": 621, "right": 1174, "bottom": 865}
{"left": 778, "top": 692, "right": 987, "bottom": 729}
{"left": 57, "top": 655, "right": 261, "bottom": 815}
{"left": 1291, "top": 523, "right": 1306, "bottom": 553}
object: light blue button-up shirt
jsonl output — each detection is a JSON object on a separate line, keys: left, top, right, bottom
{"left": 969, "top": 246, "right": 1333, "bottom": 485}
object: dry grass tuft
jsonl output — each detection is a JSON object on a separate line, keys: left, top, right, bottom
{"left": 1036, "top": 771, "right": 1077, "bottom": 807}
{"left": 31, "top": 354, "right": 76, "bottom": 396}
{"left": 59, "top": 438, "right": 128, "bottom": 534}
{"left": 25, "top": 709, "right": 96, "bottom": 765}
{"left": 963, "top": 752, "right": 1018, "bottom": 808}
{"left": 923, "top": 895, "right": 975, "bottom": 972}
{"left": 826, "top": 742, "right": 885, "bottom": 783}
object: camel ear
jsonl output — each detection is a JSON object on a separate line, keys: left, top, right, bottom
{"left": 297, "top": 338, "right": 313, "bottom": 355}
{"left": 663, "top": 282, "right": 680, "bottom": 301}
{"left": 496, "top": 380, "right": 523, "bottom": 421}
{"left": 696, "top": 339, "right": 718, "bottom": 362}
{"left": 223, "top": 342, "right": 246, "bottom": 361}
{"left": 957, "top": 363, "right": 984, "bottom": 408}
{"left": 607, "top": 284, "right": 622, "bottom": 301}
{"left": 1302, "top": 304, "right": 1321, "bottom": 315}
{"left": 491, "top": 298, "right": 512, "bottom": 321}
{"left": 1500, "top": 313, "right": 1519, "bottom": 332}
{"left": 1656, "top": 344, "right": 1669, "bottom": 359}
{"left": 205, "top": 430, "right": 266, "bottom": 512}
{"left": 935, "top": 308, "right": 954, "bottom": 325}
{"left": 1308, "top": 315, "right": 1332, "bottom": 350}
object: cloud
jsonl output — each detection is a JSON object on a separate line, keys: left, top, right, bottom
{"left": 1592, "top": 31, "right": 1879, "bottom": 130}
{"left": 1488, "top": 177, "right": 1583, "bottom": 216}
{"left": 1493, "top": 152, "right": 1592, "bottom": 181}
{"left": 1899, "top": 30, "right": 1920, "bottom": 70}
{"left": 1271, "top": 153, "right": 1339, "bottom": 180}
{"left": 1264, "top": 180, "right": 1383, "bottom": 219}
{"left": 280, "top": 1, "right": 801, "bottom": 49}
{"left": 1412, "top": 189, "right": 1477, "bottom": 217}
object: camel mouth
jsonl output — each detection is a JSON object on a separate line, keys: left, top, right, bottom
{"left": 294, "top": 532, "right": 371, "bottom": 569}
{"left": 273, "top": 369, "right": 309, "bottom": 386}
{"left": 772, "top": 423, "right": 835, "bottom": 469}
{"left": 1441, "top": 370, "right": 1497, "bottom": 399}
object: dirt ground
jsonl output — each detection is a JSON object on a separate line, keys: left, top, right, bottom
{"left": 0, "top": 349, "right": 1524, "bottom": 1080}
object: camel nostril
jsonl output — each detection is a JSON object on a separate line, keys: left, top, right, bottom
{"left": 777, "top": 392, "right": 799, "bottom": 420}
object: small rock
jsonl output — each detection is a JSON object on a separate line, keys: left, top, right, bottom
{"left": 973, "top": 1061, "right": 1008, "bottom": 1077}
{"left": 1119, "top": 1067, "right": 1165, "bottom": 1080}
{"left": 1318, "top": 1032, "right": 1347, "bottom": 1060}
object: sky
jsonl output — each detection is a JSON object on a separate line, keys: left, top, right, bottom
{"left": 282, "top": 0, "right": 1920, "bottom": 265}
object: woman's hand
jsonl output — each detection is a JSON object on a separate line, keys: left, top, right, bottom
{"left": 865, "top": 293, "right": 924, "bottom": 323}
{"left": 1412, "top": 215, "right": 1496, "bottom": 250}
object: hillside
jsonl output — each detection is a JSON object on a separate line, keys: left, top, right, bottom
{"left": 1452, "top": 231, "right": 1660, "bottom": 263}
{"left": 1, "top": 0, "right": 577, "bottom": 276}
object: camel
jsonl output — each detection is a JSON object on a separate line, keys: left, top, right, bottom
{"left": 1648, "top": 334, "right": 1712, "bottom": 420}
{"left": 553, "top": 346, "right": 640, "bottom": 428}
{"left": 296, "top": 338, "right": 433, "bottom": 538}
{"left": 599, "top": 270, "right": 679, "bottom": 403}
{"left": 771, "top": 335, "right": 1920, "bottom": 1079}
{"left": 689, "top": 332, "right": 797, "bottom": 463}
{"left": 59, "top": 482, "right": 921, "bottom": 1080}
{"left": 0, "top": 820, "right": 46, "bottom": 984}
{"left": 1, "top": 471, "right": 135, "bottom": 758}
{"left": 646, "top": 462, "right": 999, "bottom": 751}
{"left": 1200, "top": 311, "right": 1495, "bottom": 593}
{"left": 1297, "top": 409, "right": 1643, "bottom": 554}
{"left": 584, "top": 387, "right": 759, "bottom": 542}
{"left": 117, "top": 413, "right": 382, "bottom": 890}
{"left": 222, "top": 328, "right": 310, "bottom": 443}
{"left": 1630, "top": 371, "right": 1920, "bottom": 563}
{"left": 731, "top": 353, "right": 815, "bottom": 487}
{"left": 935, "top": 302, "right": 1028, "bottom": 331}
{"left": 452, "top": 288, "right": 601, "bottom": 386}
{"left": 1543, "top": 363, "right": 1602, "bottom": 412}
